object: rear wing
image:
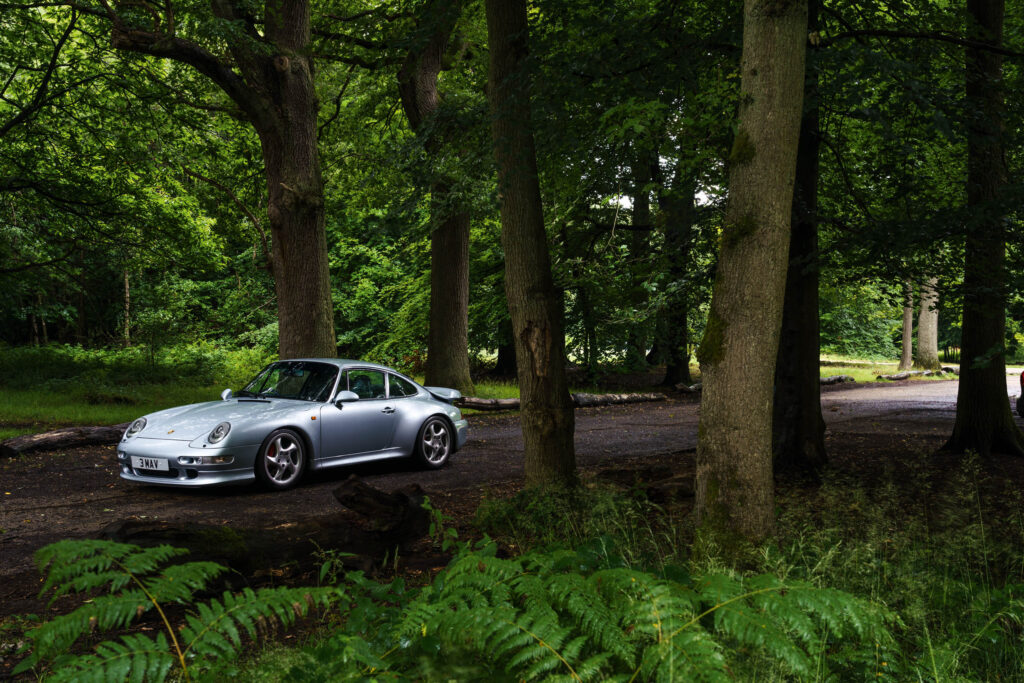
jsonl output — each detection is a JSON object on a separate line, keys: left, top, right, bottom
{"left": 424, "top": 386, "right": 462, "bottom": 404}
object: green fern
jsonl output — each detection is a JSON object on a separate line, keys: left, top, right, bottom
{"left": 15, "top": 540, "right": 337, "bottom": 681}
{"left": 286, "top": 543, "right": 892, "bottom": 681}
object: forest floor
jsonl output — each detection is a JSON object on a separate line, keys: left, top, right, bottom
{"left": 2, "top": 372, "right": 1024, "bottom": 675}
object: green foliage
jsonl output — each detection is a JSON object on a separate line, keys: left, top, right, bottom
{"left": 819, "top": 280, "right": 899, "bottom": 359}
{"left": 284, "top": 541, "right": 889, "bottom": 681}
{"left": 16, "top": 540, "right": 337, "bottom": 681}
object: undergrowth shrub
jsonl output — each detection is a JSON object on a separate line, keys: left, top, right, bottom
{"left": 15, "top": 540, "right": 336, "bottom": 682}
{"left": 474, "top": 483, "right": 687, "bottom": 568}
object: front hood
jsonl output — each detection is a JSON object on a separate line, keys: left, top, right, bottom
{"left": 132, "top": 399, "right": 311, "bottom": 441}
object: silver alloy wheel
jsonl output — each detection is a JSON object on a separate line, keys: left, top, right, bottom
{"left": 262, "top": 431, "right": 303, "bottom": 487}
{"left": 420, "top": 419, "right": 450, "bottom": 465}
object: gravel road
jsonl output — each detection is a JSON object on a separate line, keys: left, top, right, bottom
{"left": 2, "top": 375, "right": 1021, "bottom": 602}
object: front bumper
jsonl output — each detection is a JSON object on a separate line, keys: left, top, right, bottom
{"left": 117, "top": 437, "right": 256, "bottom": 487}
{"left": 454, "top": 419, "right": 469, "bottom": 450}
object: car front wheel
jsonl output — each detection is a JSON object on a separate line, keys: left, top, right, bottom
{"left": 415, "top": 417, "right": 451, "bottom": 469}
{"left": 256, "top": 428, "right": 306, "bottom": 490}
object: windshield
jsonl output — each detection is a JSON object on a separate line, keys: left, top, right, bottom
{"left": 237, "top": 361, "right": 339, "bottom": 402}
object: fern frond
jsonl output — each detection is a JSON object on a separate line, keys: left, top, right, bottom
{"left": 46, "top": 632, "right": 175, "bottom": 683}
{"left": 181, "top": 586, "right": 337, "bottom": 662}
{"left": 35, "top": 541, "right": 189, "bottom": 602}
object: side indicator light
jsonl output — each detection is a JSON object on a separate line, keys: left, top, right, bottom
{"left": 311, "top": 416, "right": 317, "bottom": 420}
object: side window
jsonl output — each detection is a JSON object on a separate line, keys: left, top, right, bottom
{"left": 388, "top": 374, "right": 418, "bottom": 398}
{"left": 348, "top": 369, "right": 386, "bottom": 399}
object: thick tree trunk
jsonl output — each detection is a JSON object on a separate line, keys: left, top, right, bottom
{"left": 914, "top": 277, "right": 941, "bottom": 370}
{"left": 485, "top": 0, "right": 576, "bottom": 487}
{"left": 695, "top": 0, "right": 807, "bottom": 540}
{"left": 424, "top": 197, "right": 474, "bottom": 393}
{"left": 945, "top": 0, "right": 1024, "bottom": 456}
{"left": 110, "top": 0, "right": 336, "bottom": 359}
{"left": 398, "top": 1, "right": 475, "bottom": 394}
{"left": 898, "top": 280, "right": 914, "bottom": 371}
{"left": 258, "top": 5, "right": 334, "bottom": 359}
{"left": 773, "top": 21, "right": 826, "bottom": 477}
{"left": 661, "top": 174, "right": 695, "bottom": 387}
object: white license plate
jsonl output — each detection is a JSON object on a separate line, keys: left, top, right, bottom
{"left": 131, "top": 456, "right": 169, "bottom": 471}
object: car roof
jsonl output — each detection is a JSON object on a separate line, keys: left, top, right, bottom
{"left": 282, "top": 358, "right": 396, "bottom": 372}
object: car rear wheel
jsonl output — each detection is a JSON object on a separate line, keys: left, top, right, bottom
{"left": 256, "top": 428, "right": 306, "bottom": 490}
{"left": 415, "top": 417, "right": 451, "bottom": 469}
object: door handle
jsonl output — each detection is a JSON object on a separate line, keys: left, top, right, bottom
{"left": 382, "top": 406, "right": 395, "bottom": 414}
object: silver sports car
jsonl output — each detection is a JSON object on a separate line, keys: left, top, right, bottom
{"left": 117, "top": 359, "right": 468, "bottom": 489}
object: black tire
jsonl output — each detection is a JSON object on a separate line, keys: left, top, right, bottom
{"left": 255, "top": 428, "right": 306, "bottom": 490}
{"left": 414, "top": 417, "right": 452, "bottom": 469}
{"left": 1017, "top": 396, "right": 1024, "bottom": 419}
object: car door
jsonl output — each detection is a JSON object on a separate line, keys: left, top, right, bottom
{"left": 318, "top": 368, "right": 398, "bottom": 459}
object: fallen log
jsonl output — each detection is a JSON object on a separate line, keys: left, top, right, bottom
{"left": 455, "top": 392, "right": 667, "bottom": 411}
{"left": 674, "top": 382, "right": 702, "bottom": 393}
{"left": 1, "top": 423, "right": 129, "bottom": 458}
{"left": 876, "top": 370, "right": 949, "bottom": 381}
{"left": 820, "top": 375, "right": 856, "bottom": 385}
{"left": 98, "top": 475, "right": 434, "bottom": 579}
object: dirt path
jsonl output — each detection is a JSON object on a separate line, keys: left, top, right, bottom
{"left": 2, "top": 376, "right": 1021, "bottom": 616}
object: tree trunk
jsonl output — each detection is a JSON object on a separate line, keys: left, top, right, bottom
{"left": 485, "top": 0, "right": 576, "bottom": 487}
{"left": 945, "top": 0, "right": 1024, "bottom": 456}
{"left": 898, "top": 279, "right": 914, "bottom": 371}
{"left": 914, "top": 277, "right": 941, "bottom": 370}
{"left": 695, "top": 0, "right": 807, "bottom": 540}
{"left": 424, "top": 199, "right": 474, "bottom": 393}
{"left": 494, "top": 337, "right": 517, "bottom": 376}
{"left": 256, "top": 34, "right": 334, "bottom": 359}
{"left": 122, "top": 270, "right": 130, "bottom": 347}
{"left": 398, "top": 1, "right": 475, "bottom": 394}
{"left": 773, "top": 0, "right": 826, "bottom": 478}
{"left": 110, "top": 0, "right": 336, "bottom": 359}
{"left": 624, "top": 155, "right": 652, "bottom": 369}
{"left": 661, "top": 173, "right": 696, "bottom": 387}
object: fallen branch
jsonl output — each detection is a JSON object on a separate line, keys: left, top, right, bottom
{"left": 820, "top": 375, "right": 856, "bottom": 385}
{"left": 456, "top": 392, "right": 667, "bottom": 411}
{"left": 1, "top": 423, "right": 129, "bottom": 458}
{"left": 876, "top": 370, "right": 950, "bottom": 381}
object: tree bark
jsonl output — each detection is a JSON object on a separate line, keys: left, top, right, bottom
{"left": 944, "top": 0, "right": 1024, "bottom": 456}
{"left": 485, "top": 0, "right": 576, "bottom": 487}
{"left": 659, "top": 167, "right": 696, "bottom": 387}
{"left": 695, "top": 0, "right": 807, "bottom": 541}
{"left": 914, "top": 277, "right": 941, "bottom": 370}
{"left": 898, "top": 279, "right": 914, "bottom": 371}
{"left": 398, "top": 0, "right": 475, "bottom": 395}
{"left": 109, "top": 0, "right": 336, "bottom": 359}
{"left": 773, "top": 0, "right": 826, "bottom": 478}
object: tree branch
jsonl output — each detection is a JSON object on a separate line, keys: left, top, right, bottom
{"left": 820, "top": 29, "right": 1024, "bottom": 59}
{"left": 0, "top": 8, "right": 78, "bottom": 137}
{"left": 182, "top": 166, "right": 271, "bottom": 268}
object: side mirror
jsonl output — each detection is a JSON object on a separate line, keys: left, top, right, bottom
{"left": 220, "top": 388, "right": 233, "bottom": 401}
{"left": 334, "top": 390, "right": 359, "bottom": 406}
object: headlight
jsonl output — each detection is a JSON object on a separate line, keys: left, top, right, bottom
{"left": 125, "top": 418, "right": 147, "bottom": 437}
{"left": 208, "top": 422, "right": 231, "bottom": 444}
